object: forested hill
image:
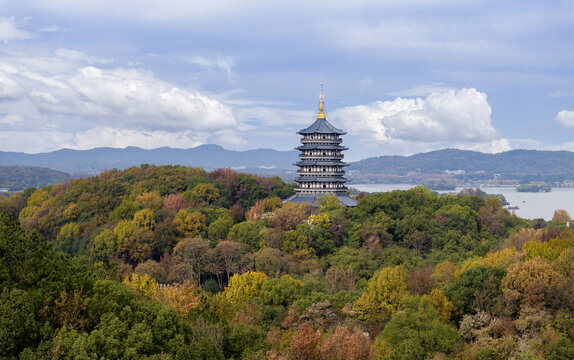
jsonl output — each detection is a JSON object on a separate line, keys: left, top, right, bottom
{"left": 0, "top": 166, "right": 70, "bottom": 190}
{"left": 350, "top": 149, "right": 574, "bottom": 182}
{"left": 0, "top": 145, "right": 298, "bottom": 175}
{"left": 1, "top": 165, "right": 574, "bottom": 358}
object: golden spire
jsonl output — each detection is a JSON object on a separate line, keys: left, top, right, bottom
{"left": 317, "top": 83, "right": 326, "bottom": 119}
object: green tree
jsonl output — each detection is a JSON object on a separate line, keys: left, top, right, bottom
{"left": 0, "top": 289, "right": 39, "bottom": 358}
{"left": 208, "top": 214, "right": 234, "bottom": 245}
{"left": 443, "top": 265, "right": 506, "bottom": 319}
{"left": 379, "top": 296, "right": 461, "bottom": 360}
{"left": 260, "top": 275, "right": 303, "bottom": 306}
{"left": 89, "top": 228, "right": 118, "bottom": 262}
{"left": 228, "top": 221, "right": 262, "bottom": 251}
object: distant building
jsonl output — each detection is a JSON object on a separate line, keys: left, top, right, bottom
{"left": 284, "top": 86, "right": 356, "bottom": 207}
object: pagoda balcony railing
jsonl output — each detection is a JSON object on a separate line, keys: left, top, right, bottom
{"left": 300, "top": 138, "right": 342, "bottom": 144}
{"left": 299, "top": 155, "right": 344, "bottom": 160}
{"left": 294, "top": 188, "right": 348, "bottom": 193}
{"left": 297, "top": 171, "right": 344, "bottom": 176}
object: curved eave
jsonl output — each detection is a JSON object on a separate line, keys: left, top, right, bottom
{"left": 297, "top": 118, "right": 346, "bottom": 135}
{"left": 296, "top": 145, "right": 348, "bottom": 151}
{"left": 294, "top": 161, "right": 349, "bottom": 166}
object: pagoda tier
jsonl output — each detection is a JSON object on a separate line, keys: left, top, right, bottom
{"left": 284, "top": 86, "right": 356, "bottom": 207}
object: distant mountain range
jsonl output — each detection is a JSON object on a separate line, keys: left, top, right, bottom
{"left": 2, "top": 146, "right": 574, "bottom": 190}
{"left": 0, "top": 166, "right": 70, "bottom": 191}
{"left": 349, "top": 149, "right": 574, "bottom": 183}
{"left": 0, "top": 145, "right": 298, "bottom": 176}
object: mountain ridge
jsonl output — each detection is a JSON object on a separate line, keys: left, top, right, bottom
{"left": 3, "top": 146, "right": 574, "bottom": 184}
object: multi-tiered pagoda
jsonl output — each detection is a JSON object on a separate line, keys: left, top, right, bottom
{"left": 285, "top": 86, "right": 356, "bottom": 206}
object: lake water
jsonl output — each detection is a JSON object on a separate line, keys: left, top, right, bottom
{"left": 352, "top": 184, "right": 574, "bottom": 221}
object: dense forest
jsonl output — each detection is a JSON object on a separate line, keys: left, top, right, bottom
{"left": 1, "top": 165, "right": 574, "bottom": 359}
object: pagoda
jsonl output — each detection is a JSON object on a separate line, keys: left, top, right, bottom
{"left": 285, "top": 86, "right": 356, "bottom": 206}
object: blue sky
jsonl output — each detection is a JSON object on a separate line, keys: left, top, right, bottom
{"left": 0, "top": 0, "right": 573, "bottom": 161}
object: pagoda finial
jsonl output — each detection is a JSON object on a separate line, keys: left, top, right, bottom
{"left": 318, "top": 83, "right": 326, "bottom": 119}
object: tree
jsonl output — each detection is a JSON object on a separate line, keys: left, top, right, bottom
{"left": 379, "top": 296, "right": 461, "bottom": 360}
{"left": 57, "top": 222, "right": 80, "bottom": 243}
{"left": 268, "top": 202, "right": 309, "bottom": 231}
{"left": 552, "top": 209, "right": 571, "bottom": 224}
{"left": 326, "top": 246, "right": 376, "bottom": 279}
{"left": 228, "top": 221, "right": 262, "bottom": 251}
{"left": 89, "top": 228, "right": 117, "bottom": 262}
{"left": 260, "top": 275, "right": 303, "bottom": 306}
{"left": 321, "top": 326, "right": 374, "bottom": 360}
{"left": 286, "top": 324, "right": 322, "bottom": 360}
{"left": 162, "top": 193, "right": 189, "bottom": 218}
{"left": 253, "top": 247, "right": 290, "bottom": 277}
{"left": 422, "top": 289, "right": 455, "bottom": 323}
{"left": 173, "top": 209, "right": 207, "bottom": 238}
{"left": 133, "top": 208, "right": 156, "bottom": 230}
{"left": 353, "top": 266, "right": 409, "bottom": 324}
{"left": 443, "top": 266, "right": 506, "bottom": 318}
{"left": 208, "top": 214, "right": 234, "bottom": 244}
{"left": 120, "top": 228, "right": 155, "bottom": 264}
{"left": 172, "top": 237, "right": 218, "bottom": 284}
{"left": 224, "top": 271, "right": 268, "bottom": 304}
{"left": 501, "top": 257, "right": 566, "bottom": 309}
{"left": 193, "top": 183, "right": 220, "bottom": 204}
{"left": 215, "top": 240, "right": 250, "bottom": 283}
{"left": 0, "top": 289, "right": 39, "bottom": 358}
{"left": 225, "top": 324, "right": 270, "bottom": 360}
{"left": 326, "top": 265, "right": 356, "bottom": 292}
{"left": 136, "top": 190, "right": 163, "bottom": 212}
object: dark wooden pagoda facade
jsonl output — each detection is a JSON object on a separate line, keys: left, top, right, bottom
{"left": 285, "top": 86, "right": 356, "bottom": 206}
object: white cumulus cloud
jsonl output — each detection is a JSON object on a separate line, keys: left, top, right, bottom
{"left": 555, "top": 110, "right": 574, "bottom": 127}
{"left": 333, "top": 88, "right": 497, "bottom": 145}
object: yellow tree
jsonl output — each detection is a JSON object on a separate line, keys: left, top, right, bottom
{"left": 431, "top": 261, "right": 460, "bottom": 288}
{"left": 353, "top": 265, "right": 409, "bottom": 323}
{"left": 224, "top": 271, "right": 268, "bottom": 304}
{"left": 157, "top": 281, "right": 206, "bottom": 318}
{"left": 501, "top": 257, "right": 566, "bottom": 309}
{"left": 193, "top": 183, "right": 220, "bottom": 204}
{"left": 136, "top": 190, "right": 163, "bottom": 212}
{"left": 173, "top": 209, "right": 207, "bottom": 238}
{"left": 123, "top": 273, "right": 159, "bottom": 298}
{"left": 423, "top": 289, "right": 456, "bottom": 323}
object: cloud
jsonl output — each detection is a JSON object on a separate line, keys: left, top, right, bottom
{"left": 68, "top": 127, "right": 205, "bottom": 150}
{"left": 0, "top": 16, "right": 32, "bottom": 42}
{"left": 185, "top": 54, "right": 234, "bottom": 76}
{"left": 0, "top": 70, "right": 25, "bottom": 99}
{"left": 555, "top": 110, "right": 574, "bottom": 127}
{"left": 333, "top": 88, "right": 496, "bottom": 146}
{"left": 457, "top": 138, "right": 511, "bottom": 154}
{"left": 0, "top": 45, "right": 240, "bottom": 152}
{"left": 55, "top": 48, "right": 112, "bottom": 65}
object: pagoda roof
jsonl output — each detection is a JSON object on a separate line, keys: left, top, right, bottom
{"left": 297, "top": 118, "right": 346, "bottom": 135}
{"left": 296, "top": 144, "right": 348, "bottom": 151}
{"left": 283, "top": 193, "right": 357, "bottom": 207}
{"left": 294, "top": 160, "right": 349, "bottom": 166}
{"left": 294, "top": 177, "right": 349, "bottom": 183}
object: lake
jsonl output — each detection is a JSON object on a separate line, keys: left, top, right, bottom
{"left": 352, "top": 184, "right": 574, "bottom": 221}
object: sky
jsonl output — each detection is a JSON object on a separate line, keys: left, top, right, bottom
{"left": 0, "top": 0, "right": 573, "bottom": 161}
